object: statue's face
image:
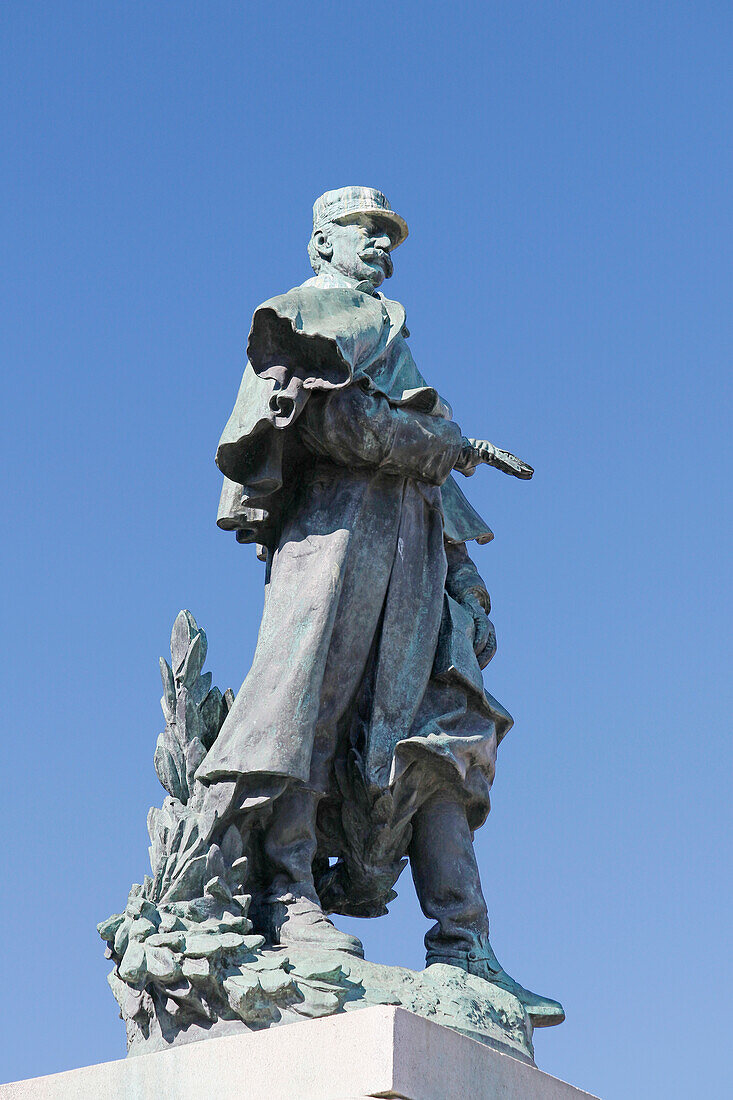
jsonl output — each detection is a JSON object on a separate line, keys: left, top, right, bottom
{"left": 319, "top": 214, "right": 395, "bottom": 287}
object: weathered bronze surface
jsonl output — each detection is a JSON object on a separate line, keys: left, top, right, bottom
{"left": 100, "top": 187, "right": 563, "bottom": 1057}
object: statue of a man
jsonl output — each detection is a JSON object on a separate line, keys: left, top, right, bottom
{"left": 196, "top": 187, "right": 562, "bottom": 1024}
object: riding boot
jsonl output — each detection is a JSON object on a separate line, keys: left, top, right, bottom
{"left": 409, "top": 794, "right": 564, "bottom": 1025}
{"left": 258, "top": 783, "right": 364, "bottom": 957}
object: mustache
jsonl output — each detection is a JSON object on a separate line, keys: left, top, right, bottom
{"left": 358, "top": 247, "right": 393, "bottom": 277}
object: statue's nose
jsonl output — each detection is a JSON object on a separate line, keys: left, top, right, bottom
{"left": 372, "top": 232, "right": 392, "bottom": 250}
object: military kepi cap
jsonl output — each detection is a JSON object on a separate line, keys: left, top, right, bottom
{"left": 312, "top": 186, "right": 408, "bottom": 248}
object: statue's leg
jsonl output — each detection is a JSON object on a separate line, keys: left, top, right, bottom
{"left": 258, "top": 782, "right": 364, "bottom": 957}
{"left": 409, "top": 793, "right": 564, "bottom": 1025}
{"left": 409, "top": 793, "right": 490, "bottom": 954}
{"left": 263, "top": 784, "right": 321, "bottom": 902}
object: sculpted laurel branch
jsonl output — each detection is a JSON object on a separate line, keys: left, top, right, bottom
{"left": 316, "top": 745, "right": 412, "bottom": 918}
{"left": 145, "top": 612, "right": 235, "bottom": 904}
{"left": 154, "top": 610, "right": 233, "bottom": 804}
{"left": 98, "top": 612, "right": 256, "bottom": 1043}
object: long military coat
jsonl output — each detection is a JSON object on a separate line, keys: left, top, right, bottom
{"left": 197, "top": 272, "right": 512, "bottom": 915}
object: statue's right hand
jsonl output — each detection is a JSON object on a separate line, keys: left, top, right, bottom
{"left": 456, "top": 438, "right": 534, "bottom": 480}
{"left": 454, "top": 438, "right": 481, "bottom": 476}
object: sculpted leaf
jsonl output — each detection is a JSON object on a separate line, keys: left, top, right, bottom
{"left": 170, "top": 611, "right": 194, "bottom": 675}
{"left": 154, "top": 737, "right": 185, "bottom": 802}
{"left": 205, "top": 843, "right": 227, "bottom": 883}
{"left": 181, "top": 609, "right": 199, "bottom": 637}
{"left": 220, "top": 823, "right": 243, "bottom": 869}
{"left": 230, "top": 856, "right": 249, "bottom": 892}
{"left": 159, "top": 657, "right": 176, "bottom": 713}
{"left": 145, "top": 945, "right": 182, "bottom": 984}
{"left": 200, "top": 686, "right": 224, "bottom": 747}
{"left": 108, "top": 971, "right": 144, "bottom": 1022}
{"left": 154, "top": 815, "right": 196, "bottom": 896}
{"left": 146, "top": 806, "right": 164, "bottom": 851}
{"left": 181, "top": 632, "right": 205, "bottom": 688}
{"left": 189, "top": 670, "right": 212, "bottom": 706}
{"left": 147, "top": 799, "right": 183, "bottom": 854}
{"left": 160, "top": 854, "right": 208, "bottom": 902}
{"left": 183, "top": 694, "right": 203, "bottom": 746}
{"left": 160, "top": 695, "right": 174, "bottom": 726}
{"left": 174, "top": 814, "right": 202, "bottom": 865}
{"left": 204, "top": 875, "right": 234, "bottom": 904}
{"left": 184, "top": 737, "right": 206, "bottom": 795}
{"left": 172, "top": 690, "right": 203, "bottom": 759}
{"left": 97, "top": 912, "right": 124, "bottom": 942}
{"left": 147, "top": 818, "right": 165, "bottom": 881}
{"left": 194, "top": 626, "right": 208, "bottom": 668}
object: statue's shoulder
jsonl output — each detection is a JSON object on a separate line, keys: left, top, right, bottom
{"left": 300, "top": 274, "right": 331, "bottom": 290}
{"left": 253, "top": 279, "right": 319, "bottom": 315}
{"left": 250, "top": 277, "right": 387, "bottom": 355}
{"left": 254, "top": 276, "right": 375, "bottom": 315}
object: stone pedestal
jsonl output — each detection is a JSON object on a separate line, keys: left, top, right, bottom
{"left": 1, "top": 1005, "right": 598, "bottom": 1100}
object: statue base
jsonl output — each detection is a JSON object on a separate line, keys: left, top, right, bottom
{"left": 121, "top": 946, "right": 540, "bottom": 1064}
{"left": 1, "top": 1005, "right": 598, "bottom": 1100}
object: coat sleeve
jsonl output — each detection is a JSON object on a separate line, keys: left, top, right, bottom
{"left": 444, "top": 540, "right": 491, "bottom": 612}
{"left": 298, "top": 381, "right": 464, "bottom": 486}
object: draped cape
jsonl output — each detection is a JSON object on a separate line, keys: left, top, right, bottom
{"left": 215, "top": 285, "right": 493, "bottom": 550}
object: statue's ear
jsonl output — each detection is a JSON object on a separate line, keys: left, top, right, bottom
{"left": 314, "top": 229, "right": 333, "bottom": 263}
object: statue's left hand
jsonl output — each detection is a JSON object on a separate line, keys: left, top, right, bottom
{"left": 461, "top": 593, "right": 497, "bottom": 669}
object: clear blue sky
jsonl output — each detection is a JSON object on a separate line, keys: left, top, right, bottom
{"left": 1, "top": 3, "right": 731, "bottom": 1096}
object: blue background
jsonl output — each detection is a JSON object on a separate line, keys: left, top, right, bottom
{"left": 1, "top": 3, "right": 731, "bottom": 1096}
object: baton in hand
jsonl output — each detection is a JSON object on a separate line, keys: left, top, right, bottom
{"left": 455, "top": 437, "right": 534, "bottom": 480}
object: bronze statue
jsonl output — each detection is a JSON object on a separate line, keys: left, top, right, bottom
{"left": 200, "top": 186, "right": 560, "bottom": 1019}
{"left": 99, "top": 187, "right": 563, "bottom": 1057}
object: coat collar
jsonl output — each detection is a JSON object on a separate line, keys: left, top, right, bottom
{"left": 301, "top": 271, "right": 407, "bottom": 342}
{"left": 302, "top": 270, "right": 379, "bottom": 296}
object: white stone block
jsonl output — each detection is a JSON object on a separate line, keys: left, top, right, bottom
{"left": 1, "top": 1005, "right": 599, "bottom": 1100}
